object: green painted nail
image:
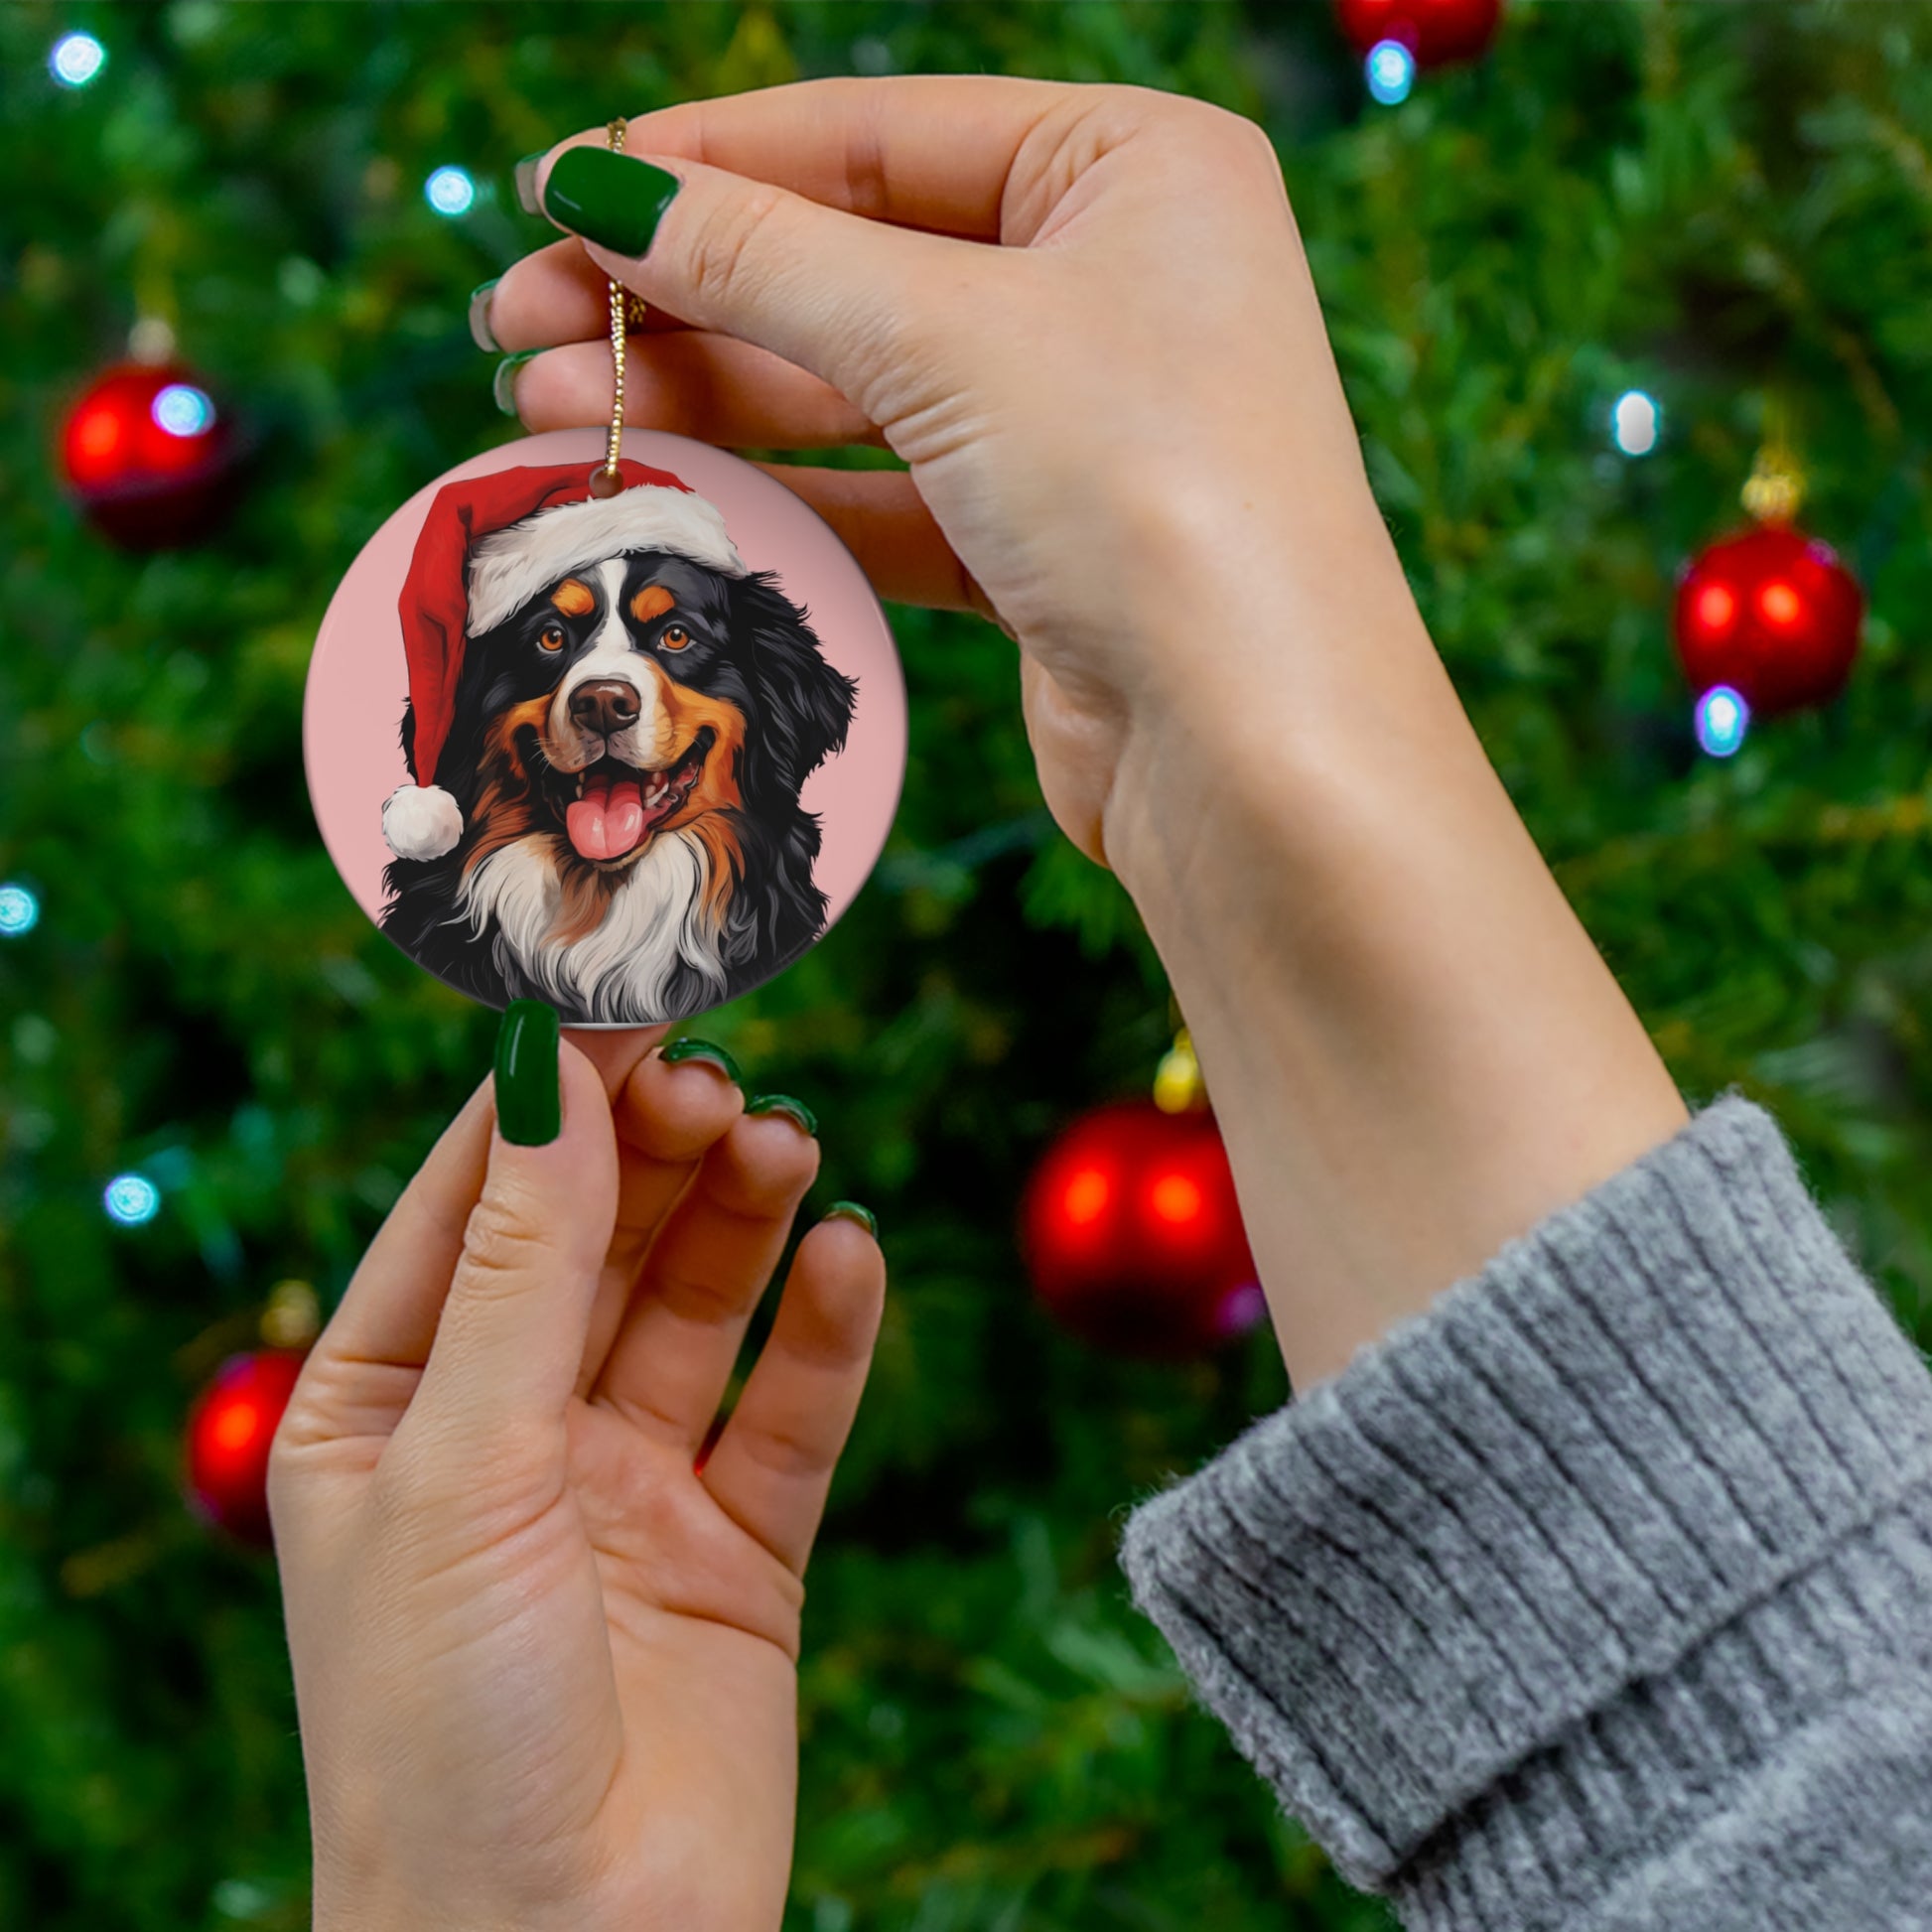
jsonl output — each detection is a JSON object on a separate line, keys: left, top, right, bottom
{"left": 513, "top": 152, "right": 546, "bottom": 216}
{"left": 494, "top": 1000, "right": 561, "bottom": 1146}
{"left": 541, "top": 146, "right": 681, "bottom": 257}
{"left": 492, "top": 349, "right": 539, "bottom": 417}
{"left": 824, "top": 1200, "right": 878, "bottom": 1238}
{"left": 468, "top": 278, "right": 501, "bottom": 352}
{"left": 746, "top": 1093, "right": 818, "bottom": 1138}
{"left": 659, "top": 1036, "right": 743, "bottom": 1084}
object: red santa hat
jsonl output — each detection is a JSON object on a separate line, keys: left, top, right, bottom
{"left": 381, "top": 460, "right": 747, "bottom": 862}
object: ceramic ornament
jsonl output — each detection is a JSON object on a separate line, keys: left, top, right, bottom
{"left": 305, "top": 427, "right": 906, "bottom": 1027}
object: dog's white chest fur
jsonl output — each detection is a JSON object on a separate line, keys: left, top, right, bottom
{"left": 454, "top": 832, "right": 728, "bottom": 1023}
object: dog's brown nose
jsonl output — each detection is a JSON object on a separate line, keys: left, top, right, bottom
{"left": 568, "top": 680, "right": 642, "bottom": 738}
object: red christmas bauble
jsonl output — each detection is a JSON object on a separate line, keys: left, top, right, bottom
{"left": 184, "top": 1349, "right": 306, "bottom": 1546}
{"left": 1673, "top": 523, "right": 1863, "bottom": 718}
{"left": 1021, "top": 1100, "right": 1263, "bottom": 1359}
{"left": 59, "top": 361, "right": 240, "bottom": 549}
{"left": 1334, "top": 0, "right": 1502, "bottom": 66}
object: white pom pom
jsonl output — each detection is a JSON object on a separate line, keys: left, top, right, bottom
{"left": 381, "top": 784, "right": 464, "bottom": 861}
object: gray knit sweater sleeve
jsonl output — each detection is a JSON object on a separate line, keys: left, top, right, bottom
{"left": 1119, "top": 1098, "right": 1932, "bottom": 1930}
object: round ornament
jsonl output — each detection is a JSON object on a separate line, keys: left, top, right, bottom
{"left": 184, "top": 1348, "right": 307, "bottom": 1546}
{"left": 1334, "top": 0, "right": 1502, "bottom": 67}
{"left": 59, "top": 360, "right": 239, "bottom": 549}
{"left": 1673, "top": 523, "right": 1863, "bottom": 718}
{"left": 1021, "top": 1099, "right": 1264, "bottom": 1359}
{"left": 305, "top": 428, "right": 906, "bottom": 1027}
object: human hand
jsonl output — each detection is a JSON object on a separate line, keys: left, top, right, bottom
{"left": 482, "top": 75, "right": 1405, "bottom": 885}
{"left": 483, "top": 78, "right": 1685, "bottom": 1392}
{"left": 269, "top": 1019, "right": 884, "bottom": 1932}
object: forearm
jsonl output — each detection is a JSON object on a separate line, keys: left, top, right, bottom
{"left": 1104, "top": 495, "right": 1686, "bottom": 1388}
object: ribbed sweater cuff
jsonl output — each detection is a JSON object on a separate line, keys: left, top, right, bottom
{"left": 1119, "top": 1097, "right": 1932, "bottom": 1906}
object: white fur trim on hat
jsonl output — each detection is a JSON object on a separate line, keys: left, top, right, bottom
{"left": 382, "top": 783, "right": 464, "bottom": 861}
{"left": 465, "top": 486, "right": 746, "bottom": 637}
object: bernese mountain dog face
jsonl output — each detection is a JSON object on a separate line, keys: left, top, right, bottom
{"left": 380, "top": 550, "right": 857, "bottom": 1026}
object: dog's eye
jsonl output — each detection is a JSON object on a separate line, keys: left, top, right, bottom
{"left": 538, "top": 622, "right": 567, "bottom": 653}
{"left": 660, "top": 623, "right": 690, "bottom": 651}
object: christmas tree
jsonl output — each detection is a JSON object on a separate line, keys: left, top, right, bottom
{"left": 4, "top": 5, "right": 1930, "bottom": 1928}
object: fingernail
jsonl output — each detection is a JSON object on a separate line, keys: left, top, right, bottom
{"left": 659, "top": 1036, "right": 742, "bottom": 1084}
{"left": 468, "top": 278, "right": 501, "bottom": 352}
{"left": 513, "top": 152, "right": 546, "bottom": 216}
{"left": 492, "top": 349, "right": 539, "bottom": 417}
{"left": 746, "top": 1093, "right": 818, "bottom": 1138}
{"left": 823, "top": 1200, "right": 877, "bottom": 1238}
{"left": 540, "top": 147, "right": 681, "bottom": 257}
{"left": 495, "top": 1000, "right": 561, "bottom": 1146}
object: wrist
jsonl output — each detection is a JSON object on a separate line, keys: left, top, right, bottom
{"left": 1099, "top": 501, "right": 1445, "bottom": 922}
{"left": 1095, "top": 522, "right": 1686, "bottom": 1388}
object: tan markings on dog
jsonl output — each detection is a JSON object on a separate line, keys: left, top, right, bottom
{"left": 463, "top": 696, "right": 553, "bottom": 875}
{"left": 550, "top": 578, "right": 596, "bottom": 618}
{"left": 687, "top": 814, "right": 747, "bottom": 933}
{"left": 630, "top": 584, "right": 676, "bottom": 623}
{"left": 653, "top": 671, "right": 748, "bottom": 928}
{"left": 551, "top": 864, "right": 617, "bottom": 945}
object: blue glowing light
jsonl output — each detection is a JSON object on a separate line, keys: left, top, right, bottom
{"left": 1695, "top": 684, "right": 1750, "bottom": 759}
{"left": 50, "top": 32, "right": 105, "bottom": 87}
{"left": 425, "top": 166, "right": 477, "bottom": 216}
{"left": 1611, "top": 389, "right": 1661, "bottom": 457}
{"left": 152, "top": 383, "right": 215, "bottom": 438}
{"left": 0, "top": 883, "right": 39, "bottom": 937}
{"left": 1365, "top": 40, "right": 1416, "bottom": 105}
{"left": 103, "top": 1173, "right": 162, "bottom": 1227}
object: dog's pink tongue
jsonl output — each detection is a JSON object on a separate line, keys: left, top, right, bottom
{"left": 566, "top": 776, "right": 647, "bottom": 860}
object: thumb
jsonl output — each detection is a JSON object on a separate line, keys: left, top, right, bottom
{"left": 407, "top": 1004, "right": 619, "bottom": 1448}
{"left": 531, "top": 141, "right": 978, "bottom": 418}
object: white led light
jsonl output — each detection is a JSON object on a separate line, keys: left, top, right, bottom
{"left": 51, "top": 32, "right": 106, "bottom": 87}
{"left": 1612, "top": 389, "right": 1661, "bottom": 457}
{"left": 1366, "top": 40, "right": 1416, "bottom": 106}
{"left": 425, "top": 166, "right": 477, "bottom": 217}
{"left": 152, "top": 383, "right": 215, "bottom": 438}
{"left": 104, "top": 1173, "right": 162, "bottom": 1226}
{"left": 0, "top": 883, "right": 39, "bottom": 936}
{"left": 1695, "top": 684, "right": 1749, "bottom": 759}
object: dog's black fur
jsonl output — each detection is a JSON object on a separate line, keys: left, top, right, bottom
{"left": 380, "top": 551, "right": 857, "bottom": 1023}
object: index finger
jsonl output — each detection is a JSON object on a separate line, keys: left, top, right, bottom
{"left": 560, "top": 73, "right": 1081, "bottom": 241}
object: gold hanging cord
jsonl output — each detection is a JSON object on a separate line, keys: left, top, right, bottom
{"left": 590, "top": 118, "right": 650, "bottom": 498}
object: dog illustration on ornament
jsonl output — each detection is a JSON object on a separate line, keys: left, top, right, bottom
{"left": 377, "top": 463, "right": 858, "bottom": 1026}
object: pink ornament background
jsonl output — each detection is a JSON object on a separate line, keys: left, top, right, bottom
{"left": 305, "top": 428, "right": 907, "bottom": 998}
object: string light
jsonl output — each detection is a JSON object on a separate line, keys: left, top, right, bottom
{"left": 1695, "top": 684, "right": 1750, "bottom": 759}
{"left": 424, "top": 166, "right": 477, "bottom": 216}
{"left": 151, "top": 383, "right": 215, "bottom": 438}
{"left": 1365, "top": 40, "right": 1417, "bottom": 105}
{"left": 50, "top": 32, "right": 106, "bottom": 88}
{"left": 0, "top": 883, "right": 39, "bottom": 937}
{"left": 103, "top": 1173, "right": 162, "bottom": 1226}
{"left": 1611, "top": 389, "right": 1661, "bottom": 457}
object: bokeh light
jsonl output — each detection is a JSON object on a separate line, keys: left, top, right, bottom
{"left": 1060, "top": 1167, "right": 1110, "bottom": 1228}
{"left": 1365, "top": 40, "right": 1416, "bottom": 105}
{"left": 1611, "top": 389, "right": 1660, "bottom": 457}
{"left": 1695, "top": 684, "right": 1750, "bottom": 759}
{"left": 50, "top": 32, "right": 105, "bottom": 88}
{"left": 424, "top": 165, "right": 476, "bottom": 216}
{"left": 0, "top": 883, "right": 39, "bottom": 937}
{"left": 152, "top": 383, "right": 215, "bottom": 438}
{"left": 1148, "top": 1172, "right": 1204, "bottom": 1228}
{"left": 103, "top": 1173, "right": 162, "bottom": 1226}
